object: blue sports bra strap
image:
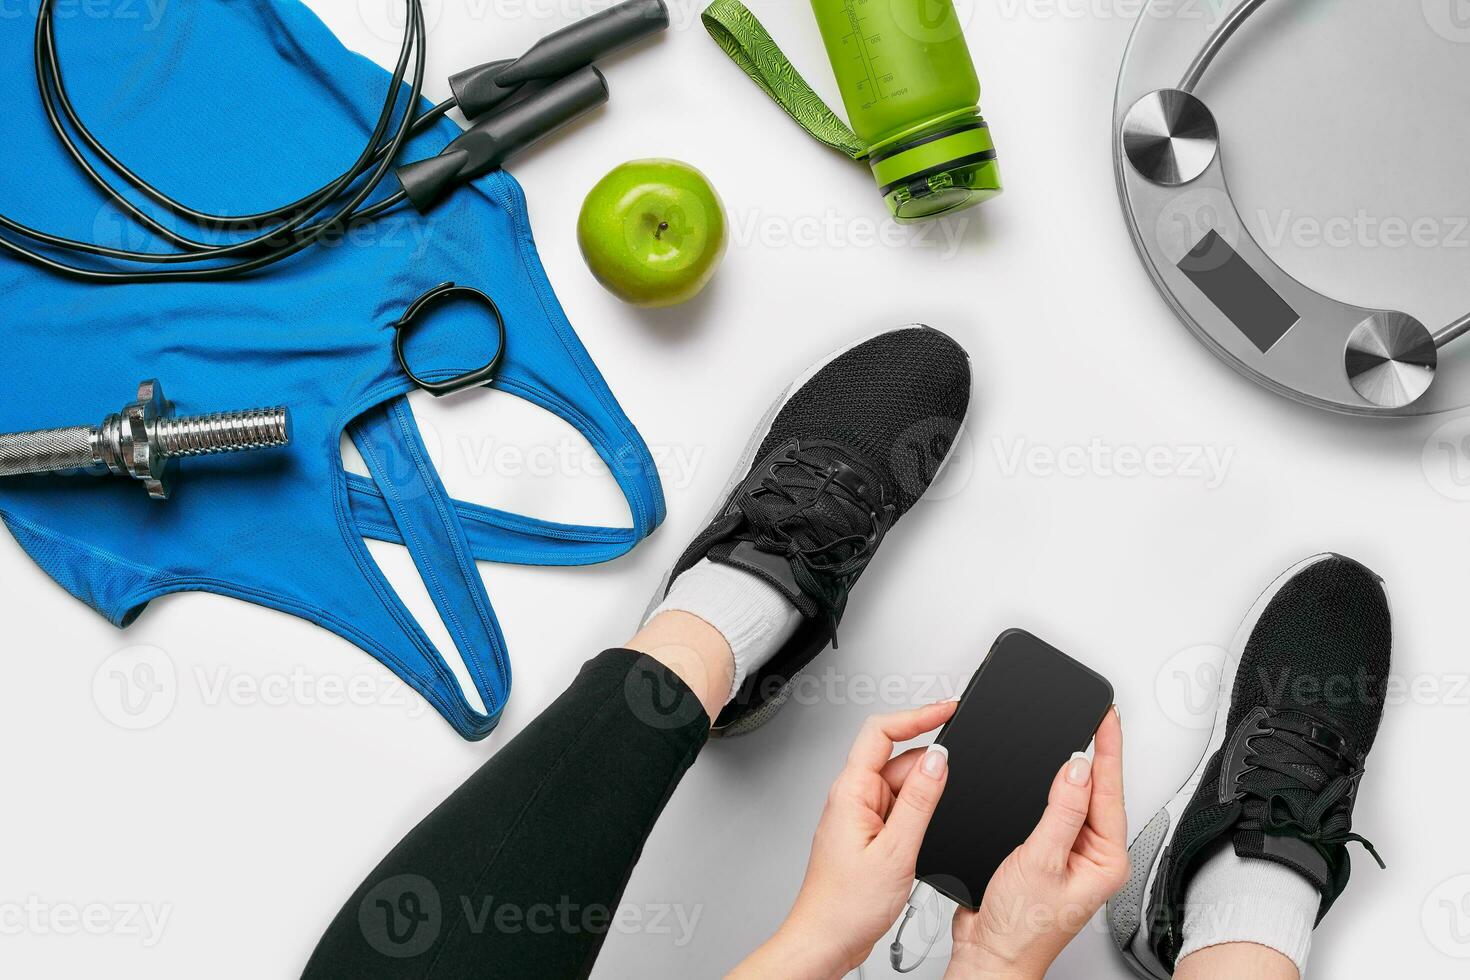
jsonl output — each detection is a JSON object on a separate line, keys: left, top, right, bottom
{"left": 602, "top": 433, "right": 667, "bottom": 537}
{"left": 475, "top": 374, "right": 668, "bottom": 552}
{"left": 347, "top": 473, "right": 643, "bottom": 566}
{"left": 347, "top": 396, "right": 510, "bottom": 739}
{"left": 344, "top": 382, "right": 666, "bottom": 569}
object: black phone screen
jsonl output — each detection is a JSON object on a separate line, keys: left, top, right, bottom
{"left": 915, "top": 629, "right": 1114, "bottom": 909}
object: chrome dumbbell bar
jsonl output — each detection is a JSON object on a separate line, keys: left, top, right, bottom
{"left": 0, "top": 380, "right": 290, "bottom": 500}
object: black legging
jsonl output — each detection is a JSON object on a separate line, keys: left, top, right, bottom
{"left": 303, "top": 650, "right": 710, "bottom": 979}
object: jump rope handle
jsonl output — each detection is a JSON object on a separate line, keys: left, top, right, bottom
{"left": 449, "top": 0, "right": 670, "bottom": 118}
{"left": 399, "top": 0, "right": 670, "bottom": 212}
{"left": 397, "top": 67, "right": 610, "bottom": 212}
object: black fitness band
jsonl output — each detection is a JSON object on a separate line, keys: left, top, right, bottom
{"left": 393, "top": 283, "right": 508, "bottom": 398}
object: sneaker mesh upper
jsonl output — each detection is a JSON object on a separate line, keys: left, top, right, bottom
{"left": 1227, "top": 556, "right": 1391, "bottom": 751}
{"left": 1152, "top": 555, "right": 1392, "bottom": 964}
{"left": 754, "top": 327, "right": 972, "bottom": 516}
{"left": 677, "top": 327, "right": 973, "bottom": 735}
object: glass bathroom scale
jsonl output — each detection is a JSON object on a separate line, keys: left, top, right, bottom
{"left": 1115, "top": 0, "right": 1470, "bottom": 416}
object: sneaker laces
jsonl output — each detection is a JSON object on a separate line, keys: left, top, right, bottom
{"left": 1236, "top": 710, "right": 1386, "bottom": 870}
{"left": 734, "top": 443, "right": 896, "bottom": 644}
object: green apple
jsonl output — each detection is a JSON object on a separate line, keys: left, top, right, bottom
{"left": 577, "top": 159, "right": 727, "bottom": 308}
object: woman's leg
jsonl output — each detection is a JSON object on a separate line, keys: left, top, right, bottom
{"left": 1175, "top": 942, "right": 1299, "bottom": 980}
{"left": 302, "top": 612, "right": 731, "bottom": 980}
{"left": 631, "top": 610, "right": 735, "bottom": 721}
{"left": 304, "top": 328, "right": 973, "bottom": 979}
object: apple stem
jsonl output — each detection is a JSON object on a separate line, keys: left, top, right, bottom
{"left": 656, "top": 221, "right": 669, "bottom": 240}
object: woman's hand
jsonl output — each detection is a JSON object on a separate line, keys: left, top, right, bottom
{"left": 730, "top": 700, "right": 959, "bottom": 979}
{"left": 946, "top": 707, "right": 1128, "bottom": 980}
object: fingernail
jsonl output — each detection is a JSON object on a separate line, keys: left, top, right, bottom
{"left": 1113, "top": 705, "right": 1123, "bottom": 724}
{"left": 1066, "top": 752, "right": 1092, "bottom": 785}
{"left": 922, "top": 744, "right": 949, "bottom": 778}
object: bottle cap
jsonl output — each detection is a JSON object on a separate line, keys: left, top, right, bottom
{"left": 868, "top": 116, "right": 1002, "bottom": 222}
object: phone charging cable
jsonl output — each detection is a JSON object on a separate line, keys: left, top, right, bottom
{"left": 889, "top": 881, "right": 942, "bottom": 974}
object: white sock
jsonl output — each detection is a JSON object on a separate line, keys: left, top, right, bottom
{"left": 649, "top": 559, "right": 804, "bottom": 703}
{"left": 1178, "top": 840, "right": 1321, "bottom": 976}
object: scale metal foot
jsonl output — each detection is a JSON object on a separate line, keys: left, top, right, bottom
{"left": 1122, "top": 89, "right": 1218, "bottom": 187}
{"left": 1344, "top": 314, "right": 1439, "bottom": 410}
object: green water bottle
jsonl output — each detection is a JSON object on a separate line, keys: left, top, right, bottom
{"left": 811, "top": 0, "right": 1001, "bottom": 220}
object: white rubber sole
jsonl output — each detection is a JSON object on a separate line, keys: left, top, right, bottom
{"left": 640, "top": 325, "right": 970, "bottom": 736}
{"left": 1109, "top": 553, "right": 1342, "bottom": 978}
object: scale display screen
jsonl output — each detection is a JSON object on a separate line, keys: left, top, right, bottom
{"left": 1178, "top": 230, "right": 1300, "bottom": 352}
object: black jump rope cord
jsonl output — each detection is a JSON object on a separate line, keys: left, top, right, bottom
{"left": 0, "top": 0, "right": 434, "bottom": 284}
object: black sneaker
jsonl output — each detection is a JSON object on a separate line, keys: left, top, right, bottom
{"left": 644, "top": 326, "right": 972, "bottom": 737}
{"left": 1108, "top": 554, "right": 1390, "bottom": 977}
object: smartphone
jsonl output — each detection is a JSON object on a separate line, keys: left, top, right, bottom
{"left": 915, "top": 629, "right": 1114, "bottom": 909}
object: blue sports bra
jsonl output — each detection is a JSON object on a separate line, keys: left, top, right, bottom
{"left": 0, "top": 0, "right": 664, "bottom": 740}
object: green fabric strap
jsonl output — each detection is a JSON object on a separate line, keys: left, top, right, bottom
{"left": 701, "top": 0, "right": 867, "bottom": 160}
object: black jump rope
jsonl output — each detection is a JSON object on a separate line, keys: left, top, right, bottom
{"left": 0, "top": 0, "right": 670, "bottom": 284}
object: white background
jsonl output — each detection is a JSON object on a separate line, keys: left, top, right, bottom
{"left": 4, "top": 0, "right": 1470, "bottom": 977}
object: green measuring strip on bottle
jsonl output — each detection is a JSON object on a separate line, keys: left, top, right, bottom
{"left": 702, "top": 0, "right": 1002, "bottom": 222}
